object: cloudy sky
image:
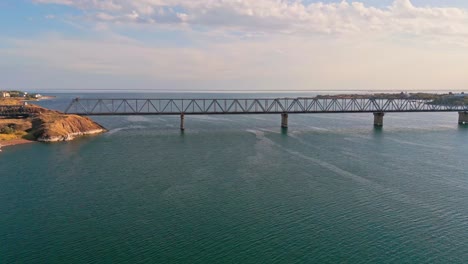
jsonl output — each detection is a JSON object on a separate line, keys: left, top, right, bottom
{"left": 1, "top": 0, "right": 468, "bottom": 91}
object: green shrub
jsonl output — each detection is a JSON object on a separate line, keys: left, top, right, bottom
{"left": 0, "top": 126, "right": 16, "bottom": 134}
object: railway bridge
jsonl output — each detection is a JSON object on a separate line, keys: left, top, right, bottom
{"left": 2, "top": 98, "right": 468, "bottom": 130}
{"left": 63, "top": 97, "right": 468, "bottom": 130}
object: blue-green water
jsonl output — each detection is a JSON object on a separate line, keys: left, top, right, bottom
{"left": 1, "top": 93, "right": 468, "bottom": 263}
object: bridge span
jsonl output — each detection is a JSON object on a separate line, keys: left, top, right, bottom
{"left": 62, "top": 97, "right": 468, "bottom": 130}
{"left": 2, "top": 98, "right": 468, "bottom": 130}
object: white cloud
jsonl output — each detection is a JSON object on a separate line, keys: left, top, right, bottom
{"left": 3, "top": 33, "right": 468, "bottom": 90}
{"left": 7, "top": 0, "right": 467, "bottom": 91}
{"left": 33, "top": 0, "right": 468, "bottom": 40}
{"left": 34, "top": 0, "right": 122, "bottom": 11}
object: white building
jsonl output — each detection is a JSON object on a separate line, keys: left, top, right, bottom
{"left": 1, "top": 91, "right": 11, "bottom": 98}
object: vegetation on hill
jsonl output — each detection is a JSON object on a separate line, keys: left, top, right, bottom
{"left": 314, "top": 92, "right": 467, "bottom": 105}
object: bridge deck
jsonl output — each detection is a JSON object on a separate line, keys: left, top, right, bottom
{"left": 63, "top": 98, "right": 468, "bottom": 115}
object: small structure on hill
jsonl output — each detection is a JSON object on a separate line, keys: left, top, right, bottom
{"left": 1, "top": 91, "right": 11, "bottom": 98}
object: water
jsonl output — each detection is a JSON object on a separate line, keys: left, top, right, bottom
{"left": 1, "top": 93, "right": 468, "bottom": 263}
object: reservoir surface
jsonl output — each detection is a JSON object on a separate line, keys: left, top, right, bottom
{"left": 1, "top": 93, "right": 468, "bottom": 263}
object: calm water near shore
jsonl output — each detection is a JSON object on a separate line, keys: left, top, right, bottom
{"left": 1, "top": 93, "right": 468, "bottom": 263}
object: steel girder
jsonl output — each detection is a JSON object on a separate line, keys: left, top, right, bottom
{"left": 64, "top": 98, "right": 468, "bottom": 115}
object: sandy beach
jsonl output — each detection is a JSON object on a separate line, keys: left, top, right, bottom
{"left": 0, "top": 139, "right": 35, "bottom": 150}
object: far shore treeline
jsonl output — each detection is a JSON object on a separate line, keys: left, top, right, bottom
{"left": 0, "top": 90, "right": 46, "bottom": 100}
{"left": 311, "top": 92, "right": 468, "bottom": 106}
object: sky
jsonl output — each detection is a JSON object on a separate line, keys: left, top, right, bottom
{"left": 1, "top": 0, "right": 468, "bottom": 92}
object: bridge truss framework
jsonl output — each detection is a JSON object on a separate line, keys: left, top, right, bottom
{"left": 2, "top": 98, "right": 467, "bottom": 130}
{"left": 62, "top": 97, "right": 468, "bottom": 129}
{"left": 64, "top": 98, "right": 468, "bottom": 116}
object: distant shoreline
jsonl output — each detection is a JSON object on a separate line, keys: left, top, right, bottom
{"left": 36, "top": 90, "right": 468, "bottom": 93}
{"left": 24, "top": 95, "right": 57, "bottom": 102}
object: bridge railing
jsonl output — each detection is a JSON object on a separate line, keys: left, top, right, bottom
{"left": 64, "top": 98, "right": 468, "bottom": 115}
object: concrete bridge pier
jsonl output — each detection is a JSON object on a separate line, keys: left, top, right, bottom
{"left": 281, "top": 113, "right": 288, "bottom": 128}
{"left": 373, "top": 112, "right": 385, "bottom": 127}
{"left": 180, "top": 113, "right": 185, "bottom": 130}
{"left": 459, "top": 112, "right": 468, "bottom": 125}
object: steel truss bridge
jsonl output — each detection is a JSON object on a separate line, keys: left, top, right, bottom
{"left": 62, "top": 97, "right": 468, "bottom": 129}
{"left": 65, "top": 98, "right": 468, "bottom": 115}
{"left": 2, "top": 98, "right": 468, "bottom": 128}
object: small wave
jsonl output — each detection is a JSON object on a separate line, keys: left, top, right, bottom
{"left": 106, "top": 125, "right": 147, "bottom": 135}
{"left": 246, "top": 129, "right": 265, "bottom": 139}
{"left": 126, "top": 116, "right": 150, "bottom": 122}
{"left": 106, "top": 127, "right": 126, "bottom": 135}
{"left": 386, "top": 137, "right": 453, "bottom": 150}
{"left": 191, "top": 115, "right": 230, "bottom": 122}
{"left": 260, "top": 128, "right": 281, "bottom": 134}
{"left": 286, "top": 148, "right": 373, "bottom": 186}
{"left": 307, "top": 126, "right": 330, "bottom": 132}
{"left": 341, "top": 150, "right": 366, "bottom": 161}
{"left": 245, "top": 116, "right": 268, "bottom": 121}
{"left": 343, "top": 137, "right": 363, "bottom": 143}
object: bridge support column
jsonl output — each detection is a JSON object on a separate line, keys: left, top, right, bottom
{"left": 281, "top": 113, "right": 288, "bottom": 128}
{"left": 459, "top": 112, "right": 468, "bottom": 125}
{"left": 373, "top": 112, "right": 385, "bottom": 127}
{"left": 180, "top": 113, "right": 185, "bottom": 130}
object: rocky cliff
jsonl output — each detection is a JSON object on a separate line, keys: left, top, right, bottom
{"left": 31, "top": 112, "right": 106, "bottom": 142}
{"left": 1, "top": 103, "right": 106, "bottom": 143}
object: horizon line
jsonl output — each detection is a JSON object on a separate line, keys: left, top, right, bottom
{"left": 31, "top": 89, "right": 467, "bottom": 93}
